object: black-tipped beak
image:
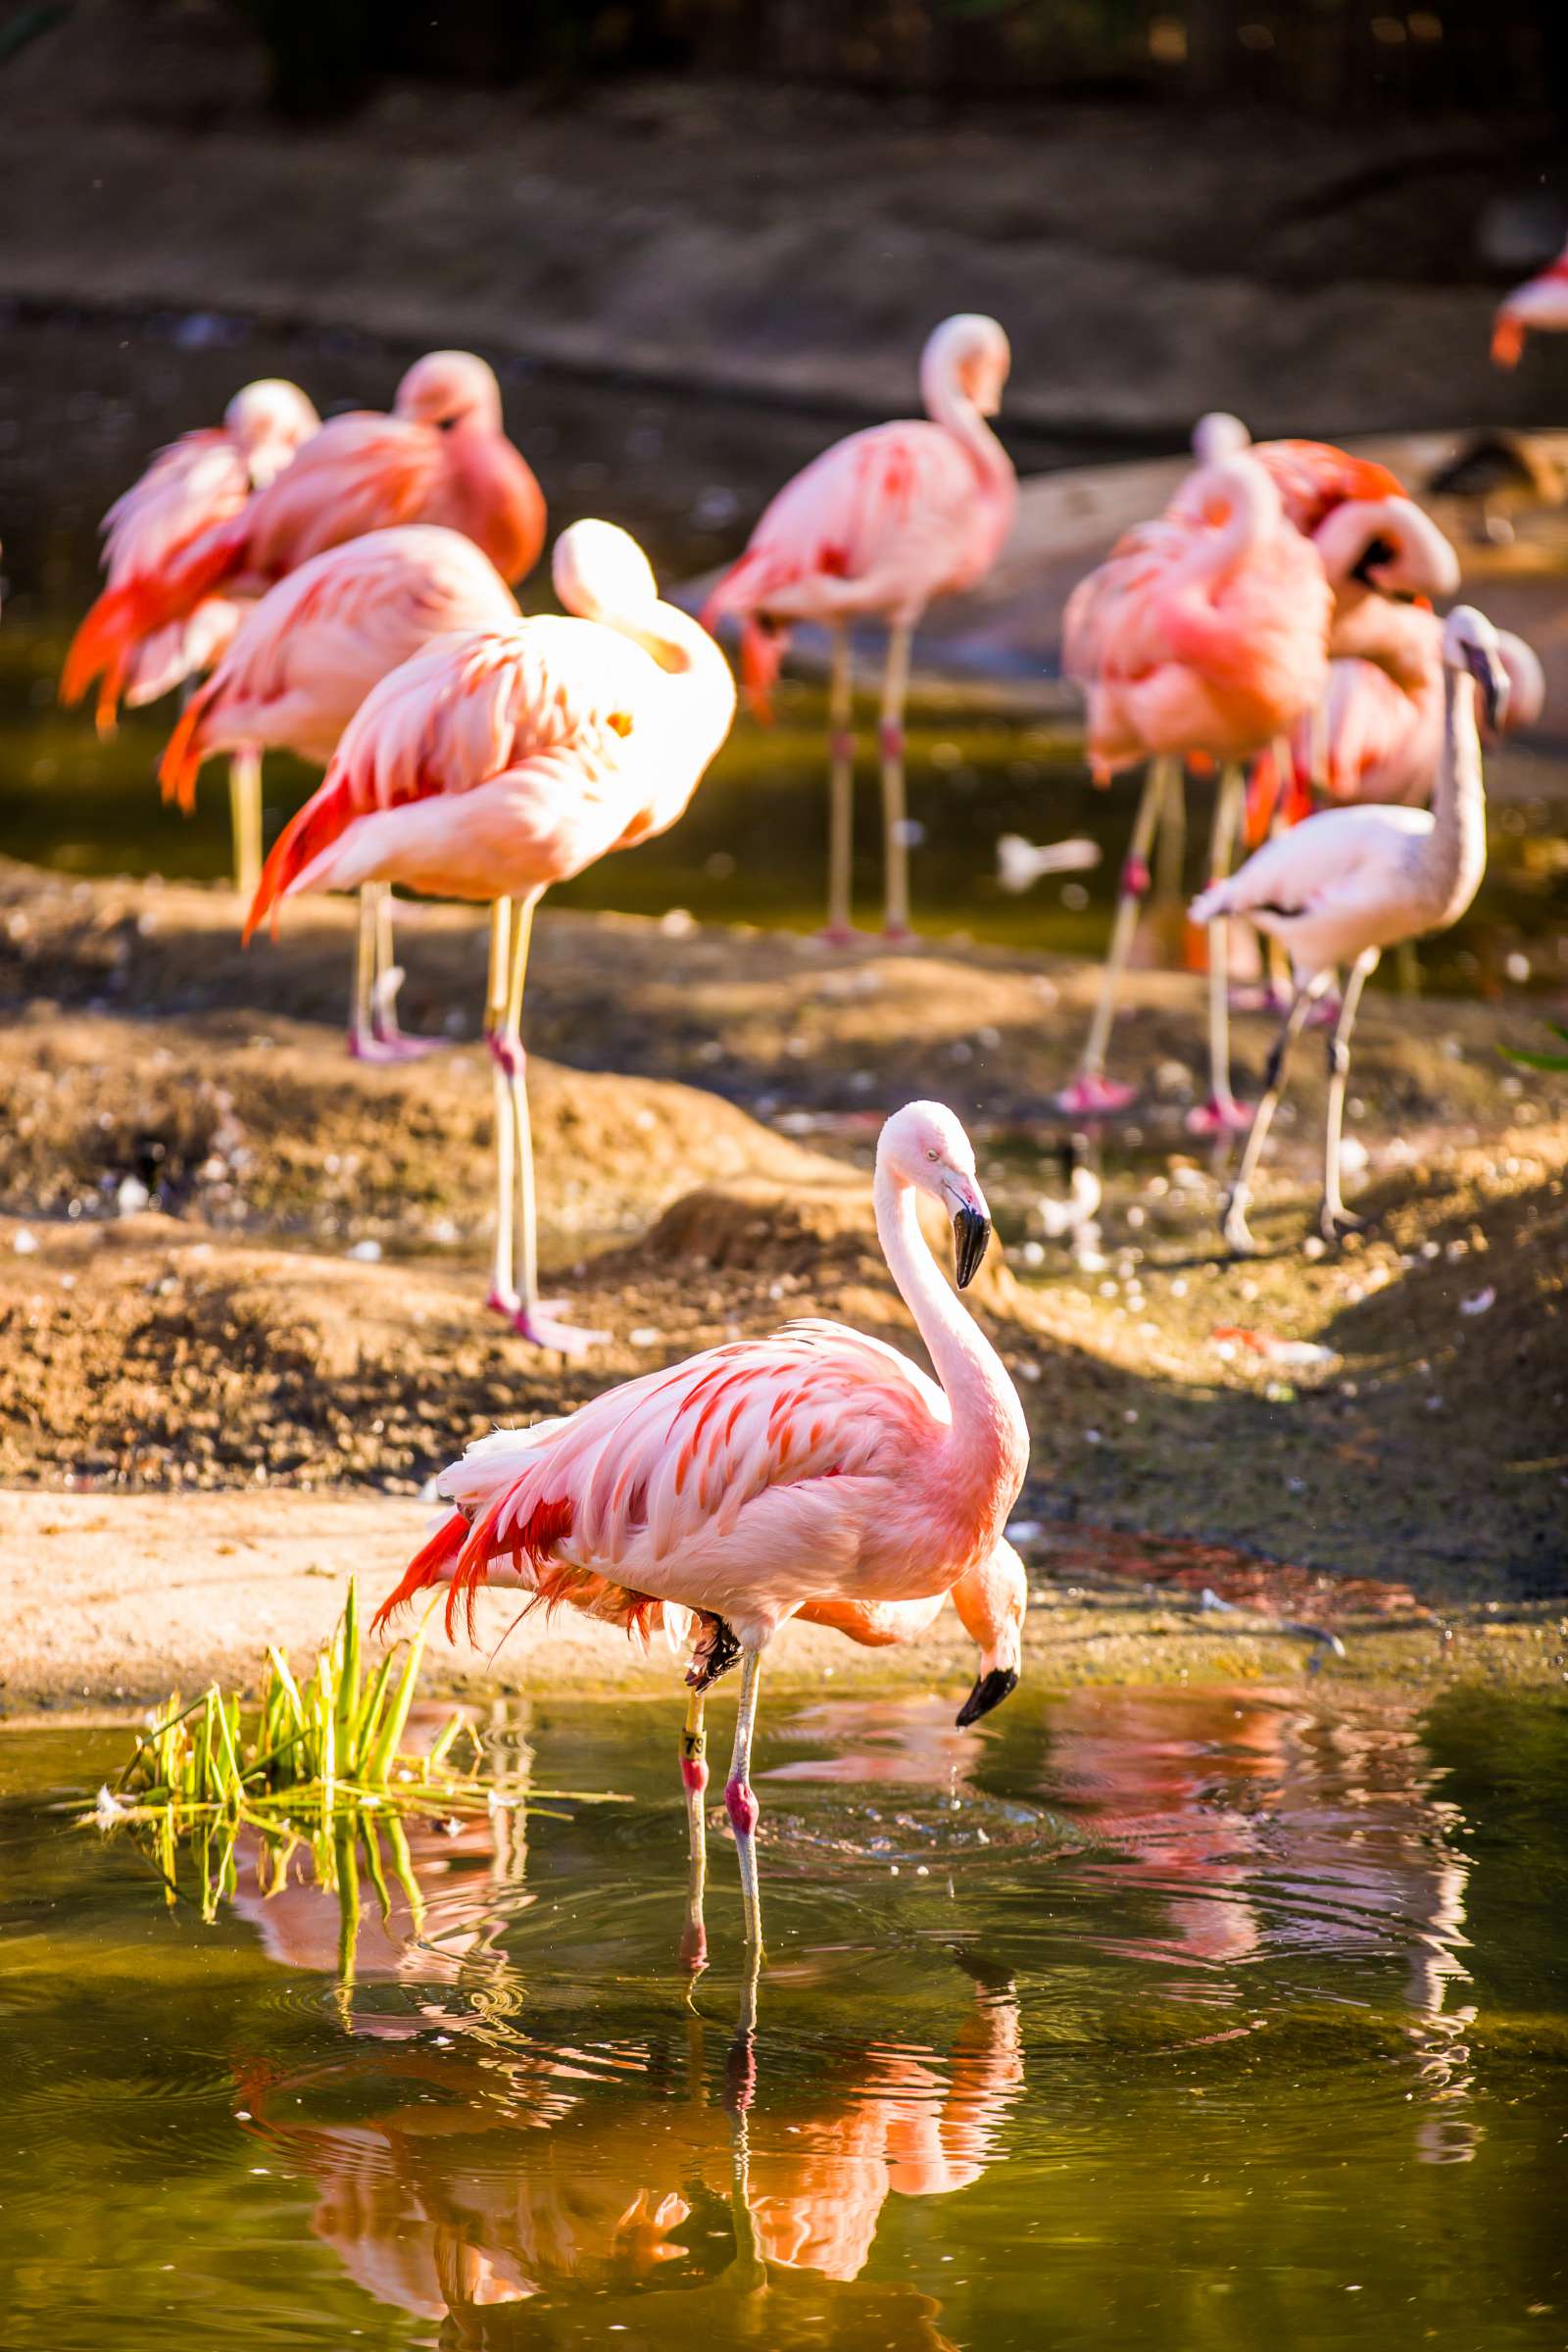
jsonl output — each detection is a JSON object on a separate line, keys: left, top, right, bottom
{"left": 1350, "top": 534, "right": 1396, "bottom": 589}
{"left": 956, "top": 1665, "right": 1019, "bottom": 1728}
{"left": 1463, "top": 639, "right": 1509, "bottom": 734}
{"left": 953, "top": 1203, "right": 992, "bottom": 1290}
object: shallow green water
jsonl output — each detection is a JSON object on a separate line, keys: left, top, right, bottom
{"left": 4, "top": 1681, "right": 1566, "bottom": 2350}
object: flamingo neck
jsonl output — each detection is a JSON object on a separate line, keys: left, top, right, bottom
{"left": 922, "top": 365, "right": 1014, "bottom": 503}
{"left": 1176, "top": 460, "right": 1274, "bottom": 591}
{"left": 873, "top": 1166, "right": 1028, "bottom": 1552}
{"left": 1428, "top": 670, "right": 1488, "bottom": 927}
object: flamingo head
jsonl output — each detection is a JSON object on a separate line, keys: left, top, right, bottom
{"left": 1191, "top": 410, "right": 1251, "bottom": 464}
{"left": 552, "top": 518, "right": 660, "bottom": 624}
{"left": 395, "top": 349, "right": 504, "bottom": 435}
{"left": 879, "top": 1100, "right": 993, "bottom": 1289}
{"left": 1443, "top": 605, "right": 1510, "bottom": 733}
{"left": 1497, "top": 630, "right": 1544, "bottom": 732}
{"left": 922, "top": 313, "right": 1011, "bottom": 419}
{"left": 223, "top": 378, "right": 320, "bottom": 486}
{"left": 1314, "top": 495, "right": 1459, "bottom": 600}
{"left": 954, "top": 1539, "right": 1027, "bottom": 1726}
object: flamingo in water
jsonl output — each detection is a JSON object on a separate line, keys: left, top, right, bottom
{"left": 62, "top": 375, "right": 320, "bottom": 893}
{"left": 1192, "top": 606, "right": 1506, "bottom": 1255}
{"left": 65, "top": 351, "right": 545, "bottom": 896}
{"left": 158, "top": 524, "right": 520, "bottom": 1059}
{"left": 244, "top": 519, "right": 736, "bottom": 1352}
{"left": 372, "top": 1100, "right": 1031, "bottom": 1958}
{"left": 1492, "top": 237, "right": 1568, "bottom": 368}
{"left": 702, "top": 316, "right": 1016, "bottom": 943}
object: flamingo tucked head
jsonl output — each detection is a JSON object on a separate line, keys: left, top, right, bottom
{"left": 921, "top": 313, "right": 1011, "bottom": 419}
{"left": 1443, "top": 605, "right": 1511, "bottom": 733}
{"left": 1191, "top": 411, "right": 1251, "bottom": 465}
{"left": 222, "top": 377, "right": 320, "bottom": 487}
{"left": 878, "top": 1100, "right": 993, "bottom": 1290}
{"left": 1313, "top": 495, "right": 1459, "bottom": 600}
{"left": 395, "top": 349, "right": 505, "bottom": 436}
{"left": 1497, "top": 630, "right": 1544, "bottom": 733}
{"left": 552, "top": 516, "right": 660, "bottom": 624}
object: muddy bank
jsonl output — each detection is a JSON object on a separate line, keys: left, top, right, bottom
{"left": 1, "top": 866, "right": 1564, "bottom": 1610}
{"left": 3, "top": 9, "right": 1563, "bottom": 444}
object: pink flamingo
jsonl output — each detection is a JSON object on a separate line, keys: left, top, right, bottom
{"left": 65, "top": 352, "right": 545, "bottom": 751}
{"left": 63, "top": 375, "right": 320, "bottom": 891}
{"left": 371, "top": 1100, "right": 1030, "bottom": 1956}
{"left": 244, "top": 519, "right": 736, "bottom": 1353}
{"left": 702, "top": 316, "right": 1016, "bottom": 943}
{"left": 1492, "top": 238, "right": 1568, "bottom": 368}
{"left": 1290, "top": 609, "right": 1543, "bottom": 808}
{"left": 1193, "top": 607, "right": 1506, "bottom": 1254}
{"left": 158, "top": 524, "right": 520, "bottom": 1060}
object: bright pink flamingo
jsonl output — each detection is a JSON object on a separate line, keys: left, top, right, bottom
{"left": 244, "top": 519, "right": 735, "bottom": 1353}
{"left": 159, "top": 524, "right": 519, "bottom": 1059}
{"left": 63, "top": 375, "right": 320, "bottom": 890}
{"left": 371, "top": 1100, "right": 1030, "bottom": 1956}
{"left": 1492, "top": 238, "right": 1568, "bottom": 367}
{"left": 65, "top": 351, "right": 545, "bottom": 742}
{"left": 702, "top": 316, "right": 1016, "bottom": 943}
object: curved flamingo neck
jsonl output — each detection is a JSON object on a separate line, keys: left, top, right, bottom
{"left": 873, "top": 1164, "right": 1027, "bottom": 1539}
{"left": 1175, "top": 458, "right": 1276, "bottom": 591}
{"left": 1429, "top": 668, "right": 1488, "bottom": 927}
{"left": 922, "top": 361, "right": 1013, "bottom": 501}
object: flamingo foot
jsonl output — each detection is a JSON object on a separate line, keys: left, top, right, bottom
{"left": 349, "top": 1024, "right": 443, "bottom": 1064}
{"left": 816, "top": 921, "right": 865, "bottom": 949}
{"left": 880, "top": 923, "right": 919, "bottom": 949}
{"left": 1228, "top": 981, "right": 1295, "bottom": 1016}
{"left": 1054, "top": 1072, "right": 1137, "bottom": 1116}
{"left": 1318, "top": 1204, "right": 1369, "bottom": 1249}
{"left": 1186, "top": 1094, "right": 1253, "bottom": 1138}
{"left": 511, "top": 1298, "right": 610, "bottom": 1357}
{"left": 1220, "top": 1189, "right": 1257, "bottom": 1256}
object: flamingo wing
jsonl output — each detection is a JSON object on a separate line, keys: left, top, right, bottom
{"left": 1196, "top": 803, "right": 1428, "bottom": 928}
{"left": 101, "top": 429, "right": 253, "bottom": 584}
{"left": 229, "top": 414, "right": 446, "bottom": 584}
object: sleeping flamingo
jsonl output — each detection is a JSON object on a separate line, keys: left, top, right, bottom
{"left": 158, "top": 525, "right": 520, "bottom": 1059}
{"left": 702, "top": 315, "right": 1016, "bottom": 943}
{"left": 65, "top": 351, "right": 544, "bottom": 762}
{"left": 244, "top": 519, "right": 735, "bottom": 1352}
{"left": 1192, "top": 606, "right": 1505, "bottom": 1255}
{"left": 62, "top": 375, "right": 320, "bottom": 893}
{"left": 371, "top": 1100, "right": 1030, "bottom": 1957}
{"left": 1492, "top": 237, "right": 1568, "bottom": 368}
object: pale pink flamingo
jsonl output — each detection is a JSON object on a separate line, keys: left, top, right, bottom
{"left": 65, "top": 350, "right": 545, "bottom": 764}
{"left": 63, "top": 376, "right": 321, "bottom": 892}
{"left": 1492, "top": 237, "right": 1568, "bottom": 368}
{"left": 158, "top": 523, "right": 519, "bottom": 1059}
{"left": 702, "top": 316, "right": 1016, "bottom": 943}
{"left": 1192, "top": 606, "right": 1505, "bottom": 1254}
{"left": 244, "top": 519, "right": 735, "bottom": 1352}
{"left": 371, "top": 1100, "right": 1030, "bottom": 1956}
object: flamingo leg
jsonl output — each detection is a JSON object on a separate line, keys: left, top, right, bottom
{"left": 1153, "top": 752, "right": 1186, "bottom": 911}
{"left": 350, "top": 881, "right": 442, "bottom": 1063}
{"left": 724, "top": 1648, "right": 765, "bottom": 1957}
{"left": 228, "top": 746, "right": 263, "bottom": 905}
{"left": 1220, "top": 974, "right": 1331, "bottom": 1254}
{"left": 1263, "top": 740, "right": 1297, "bottom": 1011}
{"left": 1188, "top": 761, "right": 1251, "bottom": 1136}
{"left": 1055, "top": 753, "right": 1173, "bottom": 1115}
{"left": 1321, "top": 948, "right": 1379, "bottom": 1245}
{"left": 680, "top": 1686, "right": 710, "bottom": 1975}
{"left": 823, "top": 623, "right": 857, "bottom": 945}
{"left": 878, "top": 619, "right": 915, "bottom": 943}
{"left": 347, "top": 885, "right": 379, "bottom": 1056}
{"left": 484, "top": 898, "right": 518, "bottom": 1317}
{"left": 489, "top": 892, "right": 607, "bottom": 1356}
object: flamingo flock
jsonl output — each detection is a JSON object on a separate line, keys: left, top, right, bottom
{"left": 40, "top": 286, "right": 1544, "bottom": 1967}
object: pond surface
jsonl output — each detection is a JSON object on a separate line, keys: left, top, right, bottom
{"left": 2, "top": 312, "right": 1565, "bottom": 998}
{"left": 4, "top": 1680, "right": 1566, "bottom": 2350}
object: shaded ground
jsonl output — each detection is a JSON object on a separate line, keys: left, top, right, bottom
{"left": 2, "top": 865, "right": 1564, "bottom": 1625}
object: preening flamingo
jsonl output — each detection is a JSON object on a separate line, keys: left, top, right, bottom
{"left": 1291, "top": 609, "right": 1542, "bottom": 808}
{"left": 65, "top": 351, "right": 544, "bottom": 763}
{"left": 371, "top": 1100, "right": 1030, "bottom": 1956}
{"left": 244, "top": 519, "right": 736, "bottom": 1352}
{"left": 1192, "top": 606, "right": 1505, "bottom": 1254}
{"left": 158, "top": 524, "right": 520, "bottom": 1059}
{"left": 1492, "top": 238, "right": 1568, "bottom": 368}
{"left": 702, "top": 315, "right": 1016, "bottom": 943}
{"left": 62, "top": 376, "right": 320, "bottom": 893}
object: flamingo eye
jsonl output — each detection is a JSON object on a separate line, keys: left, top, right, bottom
{"left": 926, "top": 1150, "right": 940, "bottom": 1162}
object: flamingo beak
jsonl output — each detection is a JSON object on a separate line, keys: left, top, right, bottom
{"left": 946, "top": 1183, "right": 992, "bottom": 1290}
{"left": 1464, "top": 640, "right": 1509, "bottom": 734}
{"left": 956, "top": 1664, "right": 1019, "bottom": 1727}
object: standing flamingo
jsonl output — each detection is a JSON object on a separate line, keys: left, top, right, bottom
{"left": 65, "top": 350, "right": 544, "bottom": 742}
{"left": 63, "top": 376, "right": 320, "bottom": 893}
{"left": 371, "top": 1100, "right": 1030, "bottom": 1957}
{"left": 1192, "top": 607, "right": 1505, "bottom": 1254}
{"left": 1290, "top": 610, "right": 1543, "bottom": 808}
{"left": 244, "top": 520, "right": 735, "bottom": 1351}
{"left": 1492, "top": 237, "right": 1568, "bottom": 368}
{"left": 702, "top": 316, "right": 1016, "bottom": 944}
{"left": 158, "top": 525, "right": 520, "bottom": 1059}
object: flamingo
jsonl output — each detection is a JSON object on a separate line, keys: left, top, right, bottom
{"left": 63, "top": 349, "right": 545, "bottom": 795}
{"left": 1191, "top": 606, "right": 1505, "bottom": 1254}
{"left": 157, "top": 524, "right": 520, "bottom": 1060}
{"left": 1492, "top": 237, "right": 1568, "bottom": 368}
{"left": 243, "top": 519, "right": 736, "bottom": 1352}
{"left": 370, "top": 1099, "right": 1030, "bottom": 1958}
{"left": 701, "top": 315, "right": 1016, "bottom": 943}
{"left": 1057, "top": 425, "right": 1459, "bottom": 1125}
{"left": 62, "top": 375, "right": 320, "bottom": 893}
{"left": 1290, "top": 610, "right": 1543, "bottom": 808}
